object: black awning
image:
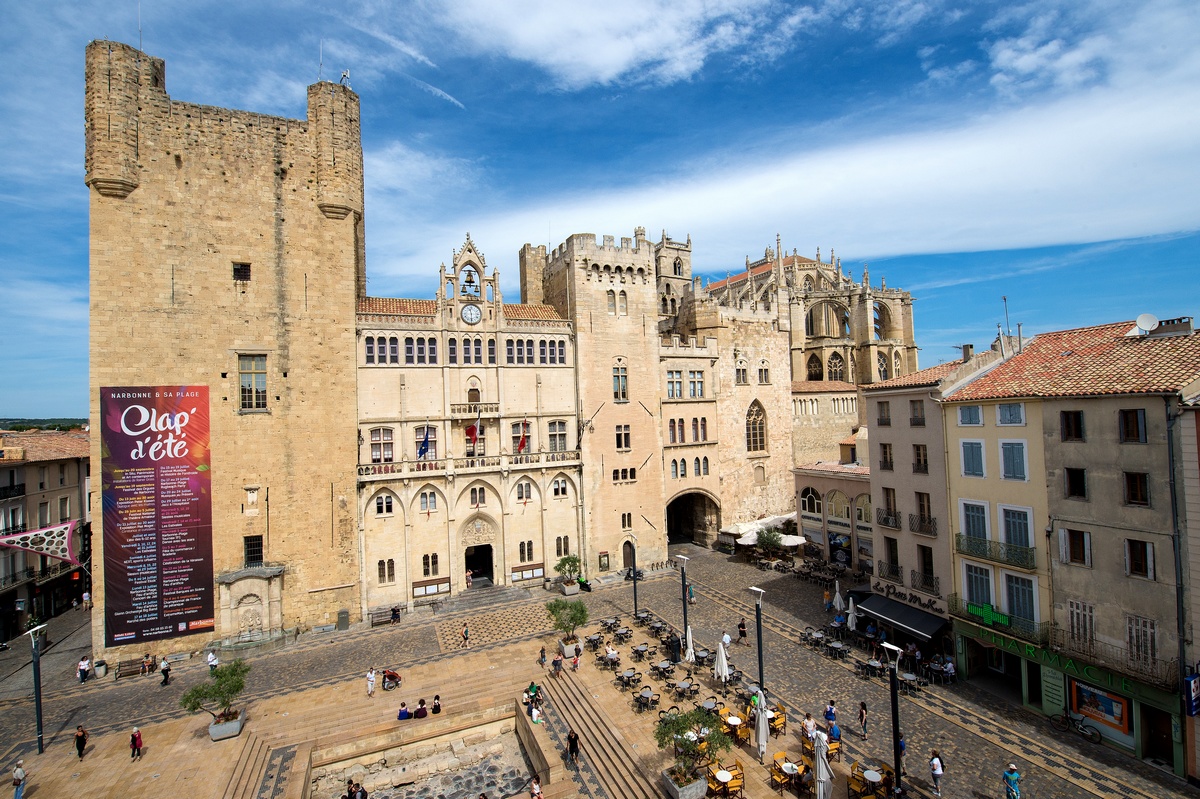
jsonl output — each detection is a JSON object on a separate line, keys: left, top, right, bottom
{"left": 858, "top": 595, "right": 946, "bottom": 641}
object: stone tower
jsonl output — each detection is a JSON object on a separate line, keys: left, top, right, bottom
{"left": 86, "top": 41, "right": 363, "bottom": 658}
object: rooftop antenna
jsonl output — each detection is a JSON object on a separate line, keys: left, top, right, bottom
{"left": 1002, "top": 295, "right": 1012, "bottom": 337}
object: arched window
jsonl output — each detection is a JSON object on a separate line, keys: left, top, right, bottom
{"left": 473, "top": 338, "right": 482, "bottom": 363}
{"left": 365, "top": 336, "right": 375, "bottom": 364}
{"left": 370, "top": 427, "right": 393, "bottom": 463}
{"left": 488, "top": 338, "right": 496, "bottom": 363}
{"left": 746, "top": 401, "right": 766, "bottom": 452}
{"left": 855, "top": 494, "right": 872, "bottom": 523}
{"left": 419, "top": 490, "right": 437, "bottom": 511}
{"left": 873, "top": 301, "right": 891, "bottom": 341}
{"left": 673, "top": 257, "right": 683, "bottom": 276}
{"left": 807, "top": 354, "right": 823, "bottom": 381}
{"left": 670, "top": 299, "right": 677, "bottom": 314}
{"left": 662, "top": 297, "right": 669, "bottom": 314}
{"left": 800, "top": 487, "right": 822, "bottom": 514}
{"left": 375, "top": 494, "right": 393, "bottom": 514}
{"left": 827, "top": 352, "right": 845, "bottom": 381}
{"left": 827, "top": 490, "right": 851, "bottom": 520}
{"left": 668, "top": 419, "right": 677, "bottom": 444}
{"left": 618, "top": 291, "right": 628, "bottom": 315}
{"left": 700, "top": 418, "right": 707, "bottom": 440}
{"left": 692, "top": 418, "right": 699, "bottom": 441}
{"left": 671, "top": 460, "right": 678, "bottom": 479}
{"left": 758, "top": 361, "right": 770, "bottom": 384}
{"left": 557, "top": 340, "right": 566, "bottom": 364}
{"left": 378, "top": 559, "right": 395, "bottom": 583}
{"left": 414, "top": 425, "right": 438, "bottom": 461}
{"left": 468, "top": 388, "right": 480, "bottom": 403}
{"left": 448, "top": 338, "right": 457, "bottom": 363}
{"left": 607, "top": 290, "right": 616, "bottom": 314}
{"left": 405, "top": 337, "right": 415, "bottom": 364}
{"left": 894, "top": 351, "right": 902, "bottom": 378}
{"left": 877, "top": 352, "right": 889, "bottom": 381}
{"left": 803, "top": 275, "right": 814, "bottom": 292}
{"left": 701, "top": 456, "right": 709, "bottom": 475}
{"left": 694, "top": 458, "right": 701, "bottom": 476}
{"left": 470, "top": 486, "right": 487, "bottom": 506}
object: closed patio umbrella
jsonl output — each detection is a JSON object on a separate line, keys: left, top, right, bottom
{"left": 755, "top": 688, "right": 770, "bottom": 763}
{"left": 714, "top": 642, "right": 730, "bottom": 690}
{"left": 846, "top": 597, "right": 858, "bottom": 632}
{"left": 813, "top": 729, "right": 833, "bottom": 799}
{"left": 684, "top": 625, "right": 696, "bottom": 664}
{"left": 832, "top": 580, "right": 845, "bottom": 613}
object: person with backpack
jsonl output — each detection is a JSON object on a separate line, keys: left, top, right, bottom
{"left": 929, "top": 749, "right": 944, "bottom": 797}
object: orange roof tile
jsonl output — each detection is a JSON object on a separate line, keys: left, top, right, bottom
{"left": 0, "top": 431, "right": 90, "bottom": 462}
{"left": 795, "top": 461, "right": 870, "bottom": 476}
{"left": 950, "top": 321, "right": 1200, "bottom": 401}
{"left": 358, "top": 297, "right": 437, "bottom": 316}
{"left": 865, "top": 361, "right": 963, "bottom": 391}
{"left": 792, "top": 380, "right": 858, "bottom": 393}
{"left": 501, "top": 304, "right": 565, "bottom": 321}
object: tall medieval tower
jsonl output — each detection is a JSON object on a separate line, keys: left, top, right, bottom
{"left": 85, "top": 41, "right": 363, "bottom": 657}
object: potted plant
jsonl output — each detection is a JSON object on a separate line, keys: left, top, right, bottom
{"left": 180, "top": 659, "right": 251, "bottom": 741}
{"left": 546, "top": 598, "right": 589, "bottom": 657}
{"left": 554, "top": 554, "right": 583, "bottom": 596}
{"left": 654, "top": 708, "right": 734, "bottom": 799}
{"left": 757, "top": 527, "right": 783, "bottom": 559}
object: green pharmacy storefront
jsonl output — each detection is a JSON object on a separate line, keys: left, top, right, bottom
{"left": 954, "top": 619, "right": 1183, "bottom": 776}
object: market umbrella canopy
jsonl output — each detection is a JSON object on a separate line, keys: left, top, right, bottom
{"left": 714, "top": 642, "right": 730, "bottom": 685}
{"left": 846, "top": 597, "right": 858, "bottom": 632}
{"left": 684, "top": 625, "right": 696, "bottom": 663}
{"left": 832, "top": 581, "right": 845, "bottom": 613}
{"left": 813, "top": 729, "right": 833, "bottom": 799}
{"left": 755, "top": 688, "right": 770, "bottom": 762}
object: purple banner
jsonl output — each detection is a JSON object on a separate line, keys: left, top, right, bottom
{"left": 101, "top": 386, "right": 214, "bottom": 647}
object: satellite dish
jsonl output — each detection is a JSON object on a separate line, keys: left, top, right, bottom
{"left": 1135, "top": 313, "right": 1160, "bottom": 333}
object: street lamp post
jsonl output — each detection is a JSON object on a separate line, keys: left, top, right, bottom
{"left": 749, "top": 587, "right": 765, "bottom": 691}
{"left": 676, "top": 555, "right": 690, "bottom": 635}
{"left": 630, "top": 534, "right": 638, "bottom": 617}
{"left": 882, "top": 641, "right": 905, "bottom": 796}
{"left": 24, "top": 623, "right": 47, "bottom": 755}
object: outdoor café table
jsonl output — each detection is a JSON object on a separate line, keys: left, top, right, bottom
{"left": 695, "top": 648, "right": 710, "bottom": 662}
{"left": 634, "top": 643, "right": 649, "bottom": 655}
{"left": 602, "top": 618, "right": 618, "bottom": 629}
{"left": 716, "top": 769, "right": 733, "bottom": 785}
{"left": 744, "top": 684, "right": 760, "bottom": 697}
{"left": 863, "top": 770, "right": 882, "bottom": 785}
{"left": 763, "top": 710, "right": 775, "bottom": 720}
{"left": 657, "top": 660, "right": 673, "bottom": 672}
{"left": 620, "top": 668, "right": 636, "bottom": 684}
{"left": 900, "top": 672, "right": 919, "bottom": 694}
{"left": 586, "top": 634, "right": 602, "bottom": 649}
{"left": 726, "top": 714, "right": 742, "bottom": 727}
{"left": 781, "top": 761, "right": 799, "bottom": 786}
{"left": 867, "top": 659, "right": 882, "bottom": 677}
{"left": 615, "top": 627, "right": 632, "bottom": 641}
{"left": 676, "top": 680, "right": 692, "bottom": 695}
{"left": 701, "top": 699, "right": 718, "bottom": 712}
{"left": 649, "top": 621, "right": 665, "bottom": 631}
{"left": 827, "top": 641, "right": 847, "bottom": 659}
{"left": 605, "top": 653, "right": 620, "bottom": 667}
{"left": 810, "top": 630, "right": 824, "bottom": 642}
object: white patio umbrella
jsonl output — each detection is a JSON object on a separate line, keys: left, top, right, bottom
{"left": 684, "top": 625, "right": 696, "bottom": 664}
{"left": 755, "top": 688, "right": 770, "bottom": 763}
{"left": 779, "top": 534, "right": 806, "bottom": 548}
{"left": 832, "top": 580, "right": 845, "bottom": 613}
{"left": 813, "top": 730, "right": 833, "bottom": 799}
{"left": 713, "top": 642, "right": 730, "bottom": 690}
{"left": 846, "top": 597, "right": 858, "bottom": 632}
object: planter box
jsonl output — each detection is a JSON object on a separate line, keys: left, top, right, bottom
{"left": 208, "top": 714, "right": 246, "bottom": 741}
{"left": 662, "top": 769, "right": 707, "bottom": 799}
{"left": 559, "top": 638, "right": 582, "bottom": 658}
{"left": 560, "top": 582, "right": 580, "bottom": 596}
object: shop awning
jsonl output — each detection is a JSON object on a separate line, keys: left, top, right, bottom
{"left": 858, "top": 595, "right": 947, "bottom": 641}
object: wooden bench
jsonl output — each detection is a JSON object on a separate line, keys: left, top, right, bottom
{"left": 114, "top": 658, "right": 147, "bottom": 680}
{"left": 413, "top": 597, "right": 443, "bottom": 611}
{"left": 368, "top": 608, "right": 396, "bottom": 627}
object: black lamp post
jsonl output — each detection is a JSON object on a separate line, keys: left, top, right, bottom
{"left": 676, "top": 554, "right": 690, "bottom": 635}
{"left": 749, "top": 586, "right": 765, "bottom": 691}
{"left": 25, "top": 623, "right": 47, "bottom": 754}
{"left": 630, "top": 534, "right": 638, "bottom": 617}
{"left": 882, "top": 641, "right": 905, "bottom": 796}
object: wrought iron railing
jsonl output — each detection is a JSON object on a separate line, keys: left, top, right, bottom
{"left": 875, "top": 508, "right": 901, "bottom": 528}
{"left": 1047, "top": 629, "right": 1179, "bottom": 689}
{"left": 876, "top": 416, "right": 891, "bottom": 427}
{"left": 0, "top": 483, "right": 25, "bottom": 500}
{"left": 876, "top": 560, "right": 903, "bottom": 584}
{"left": 912, "top": 462, "right": 929, "bottom": 474}
{"left": 955, "top": 534, "right": 1036, "bottom": 570}
{"left": 909, "top": 570, "right": 941, "bottom": 597}
{"left": 909, "top": 416, "right": 926, "bottom": 427}
{"left": 948, "top": 594, "right": 1051, "bottom": 645}
{"left": 908, "top": 514, "right": 937, "bottom": 537}
{"left": 879, "top": 459, "right": 894, "bottom": 471}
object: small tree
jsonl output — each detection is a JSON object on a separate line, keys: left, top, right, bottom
{"left": 545, "top": 598, "right": 589, "bottom": 643}
{"left": 654, "top": 708, "right": 734, "bottom": 786}
{"left": 554, "top": 554, "right": 582, "bottom": 584}
{"left": 757, "top": 527, "right": 783, "bottom": 557}
{"left": 180, "top": 659, "right": 250, "bottom": 723}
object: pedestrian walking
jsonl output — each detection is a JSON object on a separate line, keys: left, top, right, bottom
{"left": 929, "top": 749, "right": 944, "bottom": 797}
{"left": 539, "top": 645, "right": 546, "bottom": 668}
{"left": 366, "top": 667, "right": 377, "bottom": 698}
{"left": 823, "top": 699, "right": 837, "bottom": 726}
{"left": 78, "top": 656, "right": 90, "bottom": 684}
{"left": 721, "top": 630, "right": 732, "bottom": 648}
{"left": 566, "top": 729, "right": 580, "bottom": 765}
{"left": 74, "top": 725, "right": 88, "bottom": 760}
{"left": 898, "top": 731, "right": 907, "bottom": 775}
{"left": 1002, "top": 762, "right": 1021, "bottom": 799}
{"left": 737, "top": 618, "right": 749, "bottom": 646}
{"left": 207, "top": 650, "right": 219, "bottom": 673}
{"left": 687, "top": 584, "right": 696, "bottom": 605}
{"left": 461, "top": 623, "right": 470, "bottom": 648}
{"left": 160, "top": 657, "right": 171, "bottom": 686}
{"left": 858, "top": 701, "right": 868, "bottom": 740}
{"left": 82, "top": 590, "right": 91, "bottom": 610}
{"left": 129, "top": 727, "right": 143, "bottom": 760}
{"left": 552, "top": 652, "right": 564, "bottom": 678}
{"left": 11, "top": 759, "right": 25, "bottom": 799}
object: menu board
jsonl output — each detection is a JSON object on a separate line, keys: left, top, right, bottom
{"left": 101, "top": 386, "right": 214, "bottom": 646}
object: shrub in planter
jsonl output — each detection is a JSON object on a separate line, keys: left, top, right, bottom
{"left": 654, "top": 708, "right": 734, "bottom": 797}
{"left": 180, "top": 659, "right": 251, "bottom": 728}
{"left": 546, "top": 598, "right": 589, "bottom": 655}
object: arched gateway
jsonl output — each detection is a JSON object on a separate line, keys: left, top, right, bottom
{"left": 666, "top": 491, "right": 721, "bottom": 546}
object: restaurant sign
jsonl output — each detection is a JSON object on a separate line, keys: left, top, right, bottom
{"left": 871, "top": 581, "right": 945, "bottom": 614}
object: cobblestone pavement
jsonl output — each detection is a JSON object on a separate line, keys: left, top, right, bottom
{"left": 0, "top": 545, "right": 1195, "bottom": 799}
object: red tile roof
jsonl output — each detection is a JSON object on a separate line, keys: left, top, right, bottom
{"left": 791, "top": 380, "right": 858, "bottom": 393}
{"left": 358, "top": 297, "right": 437, "bottom": 316}
{"left": 865, "top": 361, "right": 963, "bottom": 391}
{"left": 795, "top": 461, "right": 870, "bottom": 476}
{"left": 0, "top": 431, "right": 90, "bottom": 462}
{"left": 501, "top": 304, "right": 565, "bottom": 321}
{"left": 950, "top": 321, "right": 1200, "bottom": 401}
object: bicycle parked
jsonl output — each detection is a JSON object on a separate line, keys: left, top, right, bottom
{"left": 1049, "top": 710, "right": 1102, "bottom": 743}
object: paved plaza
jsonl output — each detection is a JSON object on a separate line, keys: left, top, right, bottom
{"left": 0, "top": 544, "right": 1195, "bottom": 799}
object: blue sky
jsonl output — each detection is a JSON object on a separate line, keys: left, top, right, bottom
{"left": 2, "top": 0, "right": 1198, "bottom": 417}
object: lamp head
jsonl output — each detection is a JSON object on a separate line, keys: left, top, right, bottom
{"left": 675, "top": 554, "right": 689, "bottom": 563}
{"left": 748, "top": 586, "right": 765, "bottom": 605}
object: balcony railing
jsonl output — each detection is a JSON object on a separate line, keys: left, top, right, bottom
{"left": 876, "top": 416, "right": 892, "bottom": 427}
{"left": 1047, "top": 629, "right": 1179, "bottom": 690}
{"left": 0, "top": 483, "right": 25, "bottom": 500}
{"left": 908, "top": 514, "right": 938, "bottom": 537}
{"left": 876, "top": 560, "right": 903, "bottom": 584}
{"left": 0, "top": 567, "right": 35, "bottom": 590}
{"left": 876, "top": 508, "right": 901, "bottom": 529}
{"left": 948, "top": 594, "right": 1051, "bottom": 645}
{"left": 909, "top": 416, "right": 926, "bottom": 427}
{"left": 448, "top": 402, "right": 500, "bottom": 417}
{"left": 912, "top": 463, "right": 929, "bottom": 474}
{"left": 879, "top": 459, "right": 894, "bottom": 471}
{"left": 358, "top": 450, "right": 580, "bottom": 480}
{"left": 956, "top": 534, "right": 1036, "bottom": 570}
{"left": 36, "top": 561, "right": 76, "bottom": 584}
{"left": 910, "top": 570, "right": 941, "bottom": 597}
{"left": 0, "top": 523, "right": 27, "bottom": 536}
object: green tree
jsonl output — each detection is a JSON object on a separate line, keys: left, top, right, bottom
{"left": 757, "top": 526, "right": 783, "bottom": 556}
{"left": 554, "top": 554, "right": 582, "bottom": 583}
{"left": 545, "top": 598, "right": 589, "bottom": 642}
{"left": 180, "top": 659, "right": 250, "bottom": 723}
{"left": 654, "top": 708, "right": 734, "bottom": 785}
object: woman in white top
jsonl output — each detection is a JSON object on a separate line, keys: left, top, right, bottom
{"left": 929, "top": 749, "right": 944, "bottom": 797}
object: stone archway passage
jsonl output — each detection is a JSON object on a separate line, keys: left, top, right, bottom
{"left": 465, "top": 544, "right": 494, "bottom": 587}
{"left": 666, "top": 492, "right": 721, "bottom": 546}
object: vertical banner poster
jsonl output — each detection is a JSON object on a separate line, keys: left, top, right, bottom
{"left": 101, "top": 386, "right": 214, "bottom": 646}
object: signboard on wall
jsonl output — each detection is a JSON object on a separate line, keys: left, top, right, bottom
{"left": 1070, "top": 678, "right": 1131, "bottom": 735}
{"left": 101, "top": 386, "right": 214, "bottom": 647}
{"left": 1185, "top": 675, "right": 1200, "bottom": 717}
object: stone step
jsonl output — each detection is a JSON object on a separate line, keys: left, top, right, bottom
{"left": 221, "top": 729, "right": 269, "bottom": 799}
{"left": 543, "top": 669, "right": 664, "bottom": 799}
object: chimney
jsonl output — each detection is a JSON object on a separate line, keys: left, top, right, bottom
{"left": 961, "top": 344, "right": 974, "bottom": 362}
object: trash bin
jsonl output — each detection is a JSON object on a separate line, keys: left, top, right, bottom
{"left": 94, "top": 660, "right": 108, "bottom": 678}
{"left": 668, "top": 634, "right": 682, "bottom": 663}
{"left": 336, "top": 609, "right": 350, "bottom": 631}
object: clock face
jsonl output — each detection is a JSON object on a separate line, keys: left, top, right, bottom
{"left": 461, "top": 303, "right": 482, "bottom": 325}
